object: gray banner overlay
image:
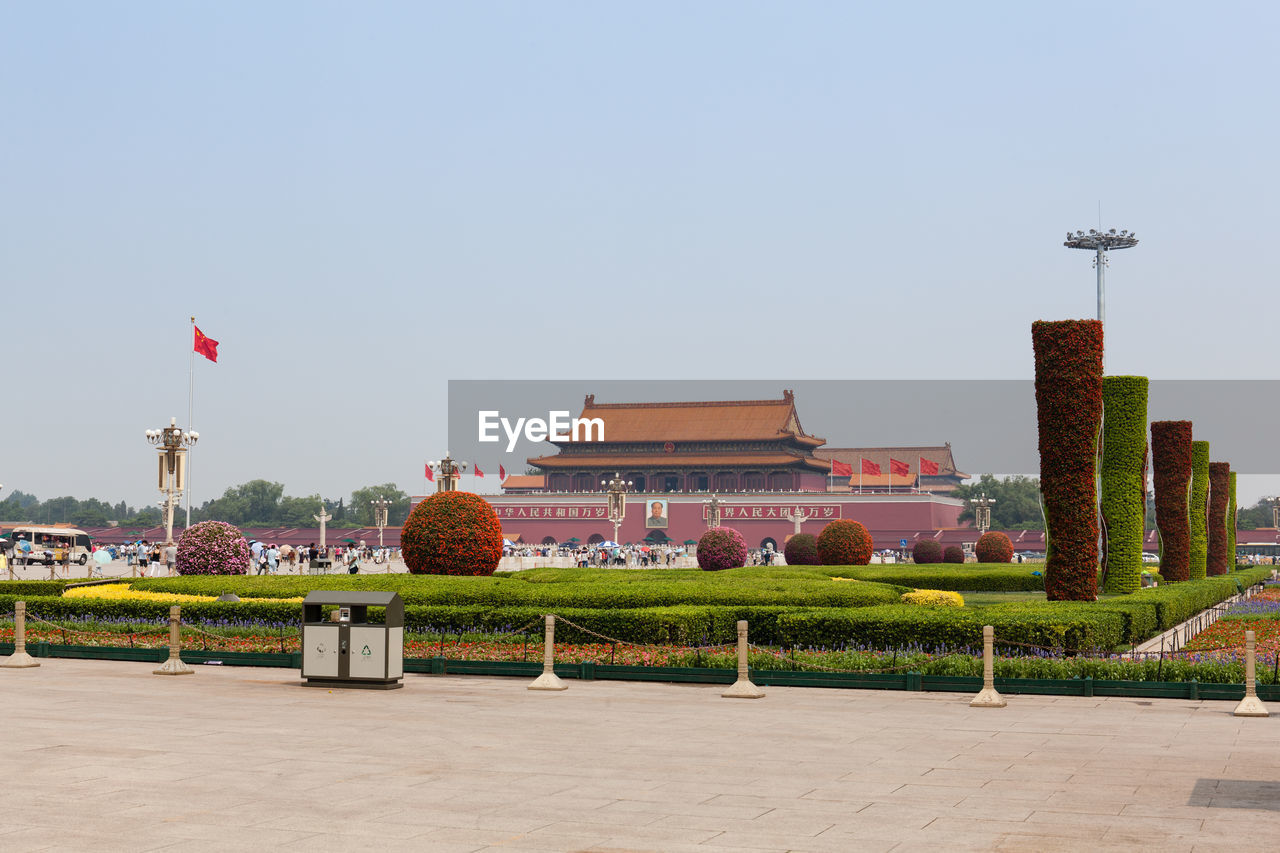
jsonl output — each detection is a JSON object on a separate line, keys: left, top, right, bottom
{"left": 447, "top": 380, "right": 1280, "bottom": 476}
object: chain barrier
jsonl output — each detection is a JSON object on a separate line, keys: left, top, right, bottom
{"left": 22, "top": 612, "right": 171, "bottom": 642}
{"left": 547, "top": 613, "right": 735, "bottom": 654}
{"left": 747, "top": 642, "right": 924, "bottom": 675}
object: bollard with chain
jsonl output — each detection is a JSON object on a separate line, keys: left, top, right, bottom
{"left": 721, "top": 620, "right": 764, "bottom": 699}
{"left": 1233, "top": 629, "right": 1268, "bottom": 717}
{"left": 527, "top": 614, "right": 567, "bottom": 691}
{"left": 1, "top": 601, "right": 40, "bottom": 669}
{"left": 153, "top": 605, "right": 193, "bottom": 676}
{"left": 969, "top": 625, "right": 1006, "bottom": 707}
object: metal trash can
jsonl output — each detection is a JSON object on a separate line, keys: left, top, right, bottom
{"left": 301, "top": 591, "right": 404, "bottom": 690}
{"left": 308, "top": 557, "right": 332, "bottom": 575}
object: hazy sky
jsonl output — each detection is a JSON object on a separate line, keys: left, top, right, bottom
{"left": 3, "top": 2, "right": 1277, "bottom": 513}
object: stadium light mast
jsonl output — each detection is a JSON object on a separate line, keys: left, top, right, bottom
{"left": 1064, "top": 228, "right": 1138, "bottom": 365}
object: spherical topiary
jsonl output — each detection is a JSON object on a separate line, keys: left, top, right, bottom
{"left": 943, "top": 545, "right": 966, "bottom": 564}
{"left": 402, "top": 491, "right": 503, "bottom": 575}
{"left": 975, "top": 531, "right": 1014, "bottom": 564}
{"left": 912, "top": 540, "right": 943, "bottom": 564}
{"left": 783, "top": 533, "right": 820, "bottom": 566}
{"left": 817, "top": 520, "right": 874, "bottom": 566}
{"left": 175, "top": 521, "right": 251, "bottom": 575}
{"left": 697, "top": 527, "right": 748, "bottom": 571}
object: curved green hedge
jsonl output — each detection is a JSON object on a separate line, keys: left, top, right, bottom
{"left": 1189, "top": 441, "right": 1210, "bottom": 580}
{"left": 1100, "top": 376, "right": 1149, "bottom": 594}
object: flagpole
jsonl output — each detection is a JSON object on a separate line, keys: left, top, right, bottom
{"left": 186, "top": 316, "right": 196, "bottom": 530}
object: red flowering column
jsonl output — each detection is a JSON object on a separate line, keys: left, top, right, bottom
{"left": 402, "top": 491, "right": 503, "bottom": 575}
{"left": 1150, "top": 421, "right": 1192, "bottom": 582}
{"left": 1032, "top": 319, "right": 1103, "bottom": 601}
{"left": 1207, "top": 462, "right": 1231, "bottom": 576}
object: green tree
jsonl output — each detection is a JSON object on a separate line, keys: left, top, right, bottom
{"left": 952, "top": 475, "right": 1045, "bottom": 531}
{"left": 349, "top": 484, "right": 411, "bottom": 526}
{"left": 1237, "top": 497, "right": 1276, "bottom": 530}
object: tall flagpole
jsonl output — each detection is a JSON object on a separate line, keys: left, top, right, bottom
{"left": 186, "top": 316, "right": 196, "bottom": 529}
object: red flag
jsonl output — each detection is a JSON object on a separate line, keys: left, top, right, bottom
{"left": 193, "top": 326, "right": 219, "bottom": 363}
{"left": 500, "top": 464, "right": 507, "bottom": 480}
{"left": 920, "top": 458, "right": 940, "bottom": 476}
{"left": 830, "top": 459, "right": 853, "bottom": 477}
{"left": 889, "top": 458, "right": 910, "bottom": 477}
{"left": 861, "top": 458, "right": 881, "bottom": 476}
{"left": 424, "top": 463, "right": 434, "bottom": 482}
{"left": 475, "top": 465, "right": 485, "bottom": 478}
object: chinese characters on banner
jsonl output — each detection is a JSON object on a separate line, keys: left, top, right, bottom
{"left": 702, "top": 504, "right": 841, "bottom": 520}
{"left": 492, "top": 505, "right": 611, "bottom": 520}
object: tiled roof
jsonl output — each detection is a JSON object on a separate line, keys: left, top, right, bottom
{"left": 558, "top": 390, "right": 825, "bottom": 444}
{"left": 528, "top": 452, "right": 834, "bottom": 472}
{"left": 500, "top": 475, "right": 546, "bottom": 490}
{"left": 815, "top": 444, "right": 968, "bottom": 478}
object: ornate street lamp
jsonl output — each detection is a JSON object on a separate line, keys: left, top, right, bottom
{"left": 145, "top": 417, "right": 198, "bottom": 547}
{"left": 1064, "top": 227, "right": 1138, "bottom": 368}
{"left": 1272, "top": 498, "right": 1279, "bottom": 531}
{"left": 370, "top": 498, "right": 391, "bottom": 548}
{"left": 427, "top": 454, "right": 468, "bottom": 493}
{"left": 703, "top": 493, "right": 723, "bottom": 530}
{"left": 601, "top": 473, "right": 632, "bottom": 544}
{"left": 970, "top": 492, "right": 996, "bottom": 536}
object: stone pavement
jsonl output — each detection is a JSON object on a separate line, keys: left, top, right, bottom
{"left": 3, "top": 660, "right": 1279, "bottom": 852}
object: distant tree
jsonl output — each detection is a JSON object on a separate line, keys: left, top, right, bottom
{"left": 952, "top": 475, "right": 1044, "bottom": 531}
{"left": 1237, "top": 497, "right": 1276, "bottom": 531}
{"left": 349, "top": 484, "right": 412, "bottom": 526}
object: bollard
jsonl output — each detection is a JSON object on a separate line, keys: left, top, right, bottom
{"left": 1, "top": 601, "right": 40, "bottom": 668}
{"left": 528, "top": 615, "right": 567, "bottom": 691}
{"left": 153, "top": 605, "right": 193, "bottom": 676}
{"left": 721, "top": 620, "right": 764, "bottom": 699}
{"left": 969, "top": 625, "right": 1005, "bottom": 707}
{"left": 1233, "top": 629, "right": 1268, "bottom": 717}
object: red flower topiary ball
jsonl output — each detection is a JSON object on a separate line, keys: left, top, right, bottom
{"left": 912, "top": 539, "right": 943, "bottom": 564}
{"left": 943, "top": 545, "right": 966, "bottom": 564}
{"left": 975, "top": 531, "right": 1014, "bottom": 564}
{"left": 697, "top": 527, "right": 748, "bottom": 571}
{"left": 817, "top": 520, "right": 874, "bottom": 566}
{"left": 401, "top": 491, "right": 503, "bottom": 575}
{"left": 784, "top": 533, "right": 820, "bottom": 566}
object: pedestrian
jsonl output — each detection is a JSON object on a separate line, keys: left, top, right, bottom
{"left": 164, "top": 542, "right": 177, "bottom": 576}
{"left": 137, "top": 541, "right": 149, "bottom": 576}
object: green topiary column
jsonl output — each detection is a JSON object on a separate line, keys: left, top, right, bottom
{"left": 1189, "top": 441, "right": 1210, "bottom": 580}
{"left": 1100, "top": 376, "right": 1148, "bottom": 594}
{"left": 1207, "top": 462, "right": 1230, "bottom": 576}
{"left": 1032, "top": 319, "right": 1104, "bottom": 601}
{"left": 1228, "top": 471, "right": 1238, "bottom": 570}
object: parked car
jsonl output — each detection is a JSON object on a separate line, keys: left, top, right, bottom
{"left": 1142, "top": 552, "right": 1160, "bottom": 563}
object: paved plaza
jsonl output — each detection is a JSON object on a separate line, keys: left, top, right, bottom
{"left": 3, "top": 661, "right": 1279, "bottom": 851}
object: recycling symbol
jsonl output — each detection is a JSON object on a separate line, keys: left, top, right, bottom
{"left": 361, "top": 645, "right": 372, "bottom": 657}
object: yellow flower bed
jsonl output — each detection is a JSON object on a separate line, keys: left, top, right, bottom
{"left": 62, "top": 585, "right": 302, "bottom": 604}
{"left": 900, "top": 589, "right": 965, "bottom": 607}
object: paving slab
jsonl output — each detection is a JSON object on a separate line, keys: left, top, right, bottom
{"left": 2, "top": 659, "right": 1279, "bottom": 851}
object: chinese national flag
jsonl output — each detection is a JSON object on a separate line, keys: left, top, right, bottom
{"left": 193, "top": 326, "right": 219, "bottom": 363}
{"left": 861, "top": 458, "right": 881, "bottom": 476}
{"left": 830, "top": 459, "right": 853, "bottom": 477}
{"left": 475, "top": 465, "right": 485, "bottom": 478}
{"left": 920, "top": 458, "right": 940, "bottom": 476}
{"left": 499, "top": 464, "right": 507, "bottom": 480}
{"left": 889, "top": 458, "right": 911, "bottom": 477}
{"left": 424, "top": 463, "right": 434, "bottom": 482}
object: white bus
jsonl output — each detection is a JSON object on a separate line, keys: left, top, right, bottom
{"left": 6, "top": 526, "right": 93, "bottom": 566}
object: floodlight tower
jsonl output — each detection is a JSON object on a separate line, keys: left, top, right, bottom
{"left": 1064, "top": 228, "right": 1138, "bottom": 368}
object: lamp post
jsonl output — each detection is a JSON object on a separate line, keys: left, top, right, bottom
{"left": 601, "top": 473, "right": 632, "bottom": 544}
{"left": 370, "top": 498, "right": 390, "bottom": 548}
{"left": 1272, "top": 498, "right": 1279, "bottom": 531}
{"left": 1064, "top": 227, "right": 1138, "bottom": 368}
{"left": 145, "top": 417, "right": 198, "bottom": 547}
{"left": 970, "top": 493, "right": 996, "bottom": 535}
{"left": 704, "top": 493, "right": 723, "bottom": 529}
{"left": 427, "top": 454, "right": 468, "bottom": 492}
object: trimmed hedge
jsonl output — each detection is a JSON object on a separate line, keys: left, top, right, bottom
{"left": 1033, "top": 319, "right": 1104, "bottom": 601}
{"left": 1207, "top": 462, "right": 1230, "bottom": 576}
{"left": 817, "top": 520, "right": 873, "bottom": 566}
{"left": 825, "top": 566, "right": 1047, "bottom": 591}
{"left": 1189, "top": 441, "right": 1210, "bottom": 581}
{"left": 1100, "top": 376, "right": 1149, "bottom": 595}
{"left": 943, "top": 546, "right": 965, "bottom": 564}
{"left": 1151, "top": 421, "right": 1192, "bottom": 582}
{"left": 912, "top": 540, "right": 943, "bottom": 564}
{"left": 975, "top": 532, "right": 1013, "bottom": 564}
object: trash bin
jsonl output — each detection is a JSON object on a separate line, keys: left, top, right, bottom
{"left": 301, "top": 591, "right": 404, "bottom": 690}
{"left": 308, "top": 557, "right": 332, "bottom": 575}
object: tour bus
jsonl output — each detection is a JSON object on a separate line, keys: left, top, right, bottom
{"left": 6, "top": 526, "right": 93, "bottom": 566}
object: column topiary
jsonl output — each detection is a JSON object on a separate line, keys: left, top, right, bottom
{"left": 1151, "top": 421, "right": 1192, "bottom": 582}
{"left": 1228, "top": 471, "right": 1238, "bottom": 569}
{"left": 1207, "top": 462, "right": 1230, "bottom": 576}
{"left": 817, "top": 520, "right": 874, "bottom": 566}
{"left": 402, "top": 491, "right": 503, "bottom": 575}
{"left": 1033, "top": 319, "right": 1104, "bottom": 601}
{"left": 1100, "top": 376, "right": 1149, "bottom": 594}
{"left": 1189, "top": 440, "right": 1210, "bottom": 580}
